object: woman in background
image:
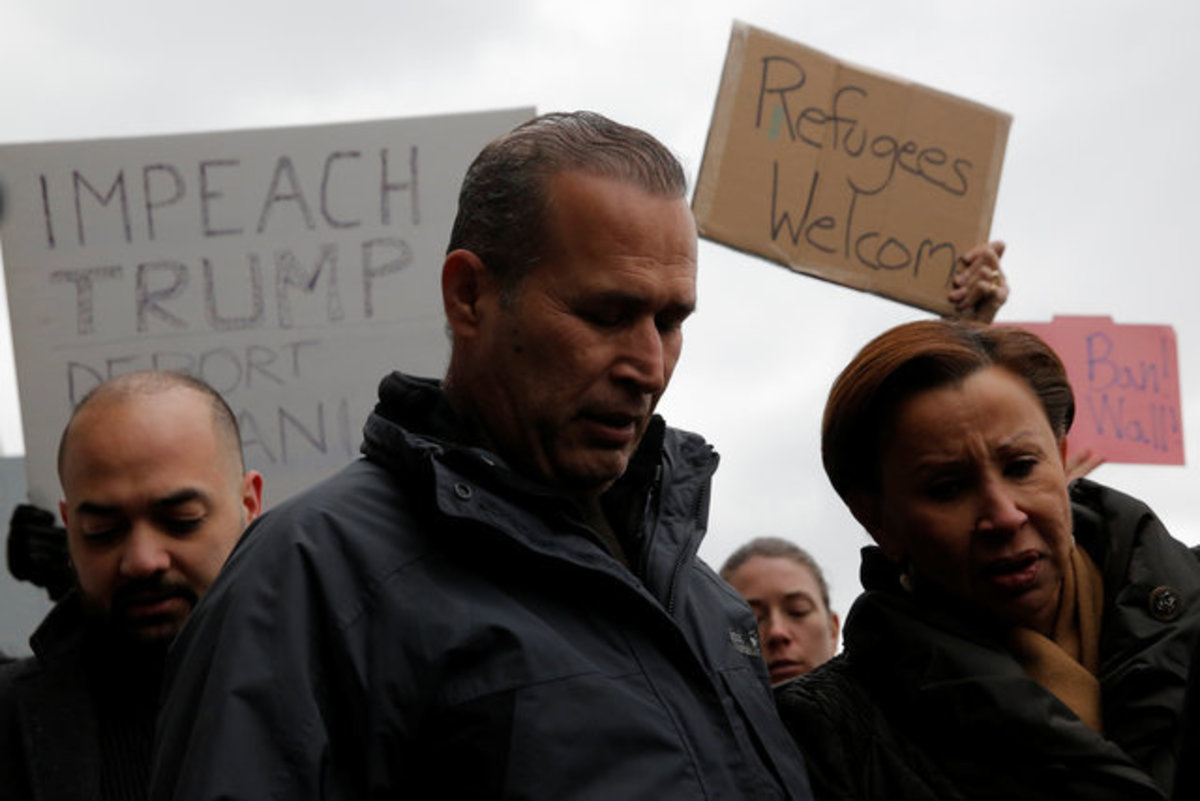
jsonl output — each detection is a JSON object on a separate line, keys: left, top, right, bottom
{"left": 721, "top": 538, "right": 839, "bottom": 684}
{"left": 777, "top": 320, "right": 1199, "bottom": 800}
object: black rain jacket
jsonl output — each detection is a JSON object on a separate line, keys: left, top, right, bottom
{"left": 152, "top": 373, "right": 813, "bottom": 800}
{"left": 1, "top": 593, "right": 161, "bottom": 801}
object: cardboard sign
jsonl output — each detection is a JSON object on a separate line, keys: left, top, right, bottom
{"left": 1006, "top": 317, "right": 1184, "bottom": 465}
{"left": 693, "top": 22, "right": 1011, "bottom": 314}
{"left": 0, "top": 107, "right": 534, "bottom": 507}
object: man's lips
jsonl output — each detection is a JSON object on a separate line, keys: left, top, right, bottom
{"left": 579, "top": 410, "right": 644, "bottom": 443}
{"left": 981, "top": 551, "right": 1043, "bottom": 593}
{"left": 116, "top": 590, "right": 192, "bottom": 621}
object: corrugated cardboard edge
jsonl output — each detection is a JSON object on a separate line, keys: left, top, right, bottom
{"left": 692, "top": 20, "right": 750, "bottom": 223}
{"left": 694, "top": 21, "right": 1014, "bottom": 318}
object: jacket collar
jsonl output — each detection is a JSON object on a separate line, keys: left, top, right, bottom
{"left": 361, "top": 372, "right": 571, "bottom": 503}
{"left": 359, "top": 372, "right": 718, "bottom": 601}
{"left": 17, "top": 593, "right": 104, "bottom": 801}
{"left": 361, "top": 371, "right": 713, "bottom": 509}
{"left": 846, "top": 546, "right": 1156, "bottom": 795}
{"left": 29, "top": 591, "right": 90, "bottom": 666}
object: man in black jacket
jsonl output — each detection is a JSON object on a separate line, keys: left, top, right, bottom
{"left": 151, "top": 111, "right": 813, "bottom": 800}
{"left": 0, "top": 371, "right": 263, "bottom": 801}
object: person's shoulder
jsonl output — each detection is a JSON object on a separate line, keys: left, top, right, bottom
{"left": 1071, "top": 477, "right": 1200, "bottom": 598}
{"left": 0, "top": 655, "right": 34, "bottom": 682}
{"left": 773, "top": 656, "right": 892, "bottom": 793}
{"left": 266, "top": 457, "right": 398, "bottom": 519}
{"left": 244, "top": 457, "right": 415, "bottom": 546}
{"left": 694, "top": 557, "right": 744, "bottom": 598}
{"left": 1070, "top": 477, "right": 1154, "bottom": 518}
{"left": 775, "top": 654, "right": 861, "bottom": 715}
{"left": 779, "top": 653, "right": 900, "bottom": 745}
{"left": 0, "top": 655, "right": 41, "bottom": 702}
{"left": 221, "top": 456, "right": 435, "bottom": 599}
{"left": 1070, "top": 477, "right": 1179, "bottom": 551}
{"left": 1070, "top": 478, "right": 1161, "bottom": 555}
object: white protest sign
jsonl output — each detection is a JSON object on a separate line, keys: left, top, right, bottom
{"left": 0, "top": 107, "right": 534, "bottom": 507}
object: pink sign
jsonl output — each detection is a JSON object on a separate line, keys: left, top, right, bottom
{"left": 1006, "top": 316, "right": 1184, "bottom": 465}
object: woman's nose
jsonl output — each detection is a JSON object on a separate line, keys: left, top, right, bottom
{"left": 975, "top": 478, "right": 1029, "bottom": 535}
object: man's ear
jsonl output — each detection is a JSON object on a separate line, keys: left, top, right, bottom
{"left": 847, "top": 490, "right": 905, "bottom": 562}
{"left": 58, "top": 500, "right": 69, "bottom": 530}
{"left": 241, "top": 470, "right": 264, "bottom": 525}
{"left": 442, "top": 249, "right": 492, "bottom": 339}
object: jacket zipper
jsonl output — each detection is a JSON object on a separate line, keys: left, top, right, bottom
{"left": 665, "top": 469, "right": 712, "bottom": 617}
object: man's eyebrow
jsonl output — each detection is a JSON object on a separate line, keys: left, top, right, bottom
{"left": 663, "top": 298, "right": 696, "bottom": 317}
{"left": 76, "top": 501, "right": 120, "bottom": 517}
{"left": 587, "top": 289, "right": 651, "bottom": 307}
{"left": 75, "top": 489, "right": 210, "bottom": 517}
{"left": 151, "top": 488, "right": 210, "bottom": 509}
{"left": 589, "top": 289, "right": 695, "bottom": 312}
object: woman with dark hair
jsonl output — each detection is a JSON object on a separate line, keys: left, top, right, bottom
{"left": 777, "top": 319, "right": 1199, "bottom": 801}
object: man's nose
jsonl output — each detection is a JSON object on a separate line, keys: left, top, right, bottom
{"left": 119, "top": 525, "right": 171, "bottom": 578}
{"left": 613, "top": 317, "right": 668, "bottom": 395}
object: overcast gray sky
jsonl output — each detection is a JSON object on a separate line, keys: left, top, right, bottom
{"left": 1, "top": 0, "right": 1197, "bottom": 622}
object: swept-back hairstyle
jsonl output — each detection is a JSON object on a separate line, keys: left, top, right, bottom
{"left": 822, "top": 320, "right": 1074, "bottom": 501}
{"left": 447, "top": 110, "right": 687, "bottom": 297}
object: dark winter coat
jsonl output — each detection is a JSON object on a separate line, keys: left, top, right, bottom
{"left": 0, "top": 593, "right": 161, "bottom": 801}
{"left": 152, "top": 373, "right": 813, "bottom": 800}
{"left": 776, "top": 479, "right": 1200, "bottom": 801}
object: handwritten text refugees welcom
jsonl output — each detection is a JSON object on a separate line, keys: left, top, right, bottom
{"left": 755, "top": 56, "right": 970, "bottom": 283}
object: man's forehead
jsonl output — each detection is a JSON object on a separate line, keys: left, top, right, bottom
{"left": 543, "top": 169, "right": 692, "bottom": 221}
{"left": 73, "top": 383, "right": 204, "bottom": 422}
{"left": 60, "top": 387, "right": 235, "bottom": 479}
{"left": 541, "top": 174, "right": 695, "bottom": 255}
